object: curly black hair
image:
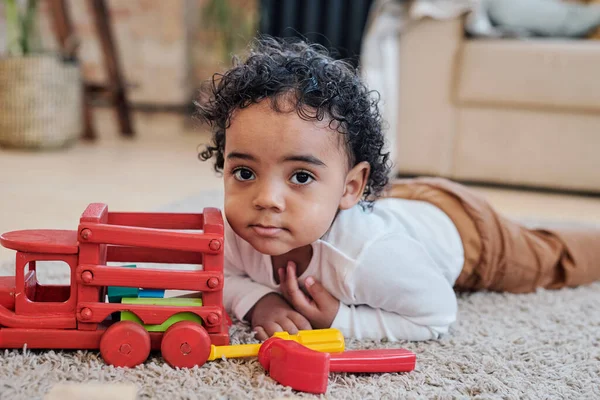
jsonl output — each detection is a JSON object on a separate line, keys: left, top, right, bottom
{"left": 196, "top": 35, "right": 391, "bottom": 207}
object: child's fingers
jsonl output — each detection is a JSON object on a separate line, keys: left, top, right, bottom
{"left": 278, "top": 263, "right": 296, "bottom": 302}
{"left": 305, "top": 276, "right": 335, "bottom": 309}
{"left": 285, "top": 261, "right": 298, "bottom": 292}
{"left": 289, "top": 312, "right": 312, "bottom": 331}
{"left": 278, "top": 268, "right": 291, "bottom": 300}
{"left": 260, "top": 321, "right": 284, "bottom": 339}
{"left": 253, "top": 326, "right": 269, "bottom": 341}
{"left": 285, "top": 262, "right": 314, "bottom": 314}
{"left": 278, "top": 317, "right": 301, "bottom": 335}
{"left": 303, "top": 276, "right": 340, "bottom": 329}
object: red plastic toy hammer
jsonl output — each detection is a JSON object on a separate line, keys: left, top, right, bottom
{"left": 258, "top": 337, "right": 416, "bottom": 394}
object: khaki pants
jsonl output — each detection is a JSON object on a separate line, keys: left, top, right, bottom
{"left": 384, "top": 177, "right": 600, "bottom": 293}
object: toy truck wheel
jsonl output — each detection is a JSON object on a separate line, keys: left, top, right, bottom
{"left": 100, "top": 321, "right": 151, "bottom": 368}
{"left": 161, "top": 321, "right": 211, "bottom": 368}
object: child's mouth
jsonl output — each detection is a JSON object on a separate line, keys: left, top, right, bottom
{"left": 250, "top": 224, "right": 284, "bottom": 237}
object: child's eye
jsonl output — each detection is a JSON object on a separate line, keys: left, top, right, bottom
{"left": 290, "top": 171, "right": 315, "bottom": 185}
{"left": 233, "top": 168, "right": 255, "bottom": 181}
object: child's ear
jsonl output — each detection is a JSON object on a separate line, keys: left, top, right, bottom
{"left": 339, "top": 161, "right": 370, "bottom": 210}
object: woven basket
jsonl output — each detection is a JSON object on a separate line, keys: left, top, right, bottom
{"left": 0, "top": 55, "right": 83, "bottom": 149}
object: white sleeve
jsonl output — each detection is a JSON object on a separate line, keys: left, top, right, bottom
{"left": 222, "top": 231, "right": 276, "bottom": 322}
{"left": 330, "top": 234, "right": 458, "bottom": 341}
{"left": 223, "top": 269, "right": 276, "bottom": 322}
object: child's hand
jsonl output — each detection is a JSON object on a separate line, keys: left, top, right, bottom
{"left": 247, "top": 292, "right": 312, "bottom": 341}
{"left": 278, "top": 261, "right": 340, "bottom": 329}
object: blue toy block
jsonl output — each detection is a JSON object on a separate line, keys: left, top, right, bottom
{"left": 107, "top": 286, "right": 138, "bottom": 303}
{"left": 138, "top": 288, "right": 165, "bottom": 298}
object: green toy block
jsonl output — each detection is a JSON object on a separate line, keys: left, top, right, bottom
{"left": 120, "top": 297, "right": 203, "bottom": 332}
{"left": 107, "top": 264, "right": 138, "bottom": 303}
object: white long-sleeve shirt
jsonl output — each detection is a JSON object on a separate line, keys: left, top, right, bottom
{"left": 223, "top": 197, "right": 464, "bottom": 341}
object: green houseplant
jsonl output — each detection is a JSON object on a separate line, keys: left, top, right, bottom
{"left": 0, "top": 0, "right": 82, "bottom": 149}
{"left": 201, "top": 0, "right": 258, "bottom": 63}
{"left": 4, "top": 0, "right": 41, "bottom": 56}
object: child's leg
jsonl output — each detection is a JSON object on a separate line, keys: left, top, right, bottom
{"left": 385, "top": 177, "right": 600, "bottom": 293}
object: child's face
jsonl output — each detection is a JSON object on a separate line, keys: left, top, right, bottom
{"left": 223, "top": 99, "right": 368, "bottom": 256}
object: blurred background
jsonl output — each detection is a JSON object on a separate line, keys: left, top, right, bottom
{"left": 1, "top": 0, "right": 600, "bottom": 262}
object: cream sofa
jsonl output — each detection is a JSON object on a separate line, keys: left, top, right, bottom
{"left": 393, "top": 17, "right": 600, "bottom": 193}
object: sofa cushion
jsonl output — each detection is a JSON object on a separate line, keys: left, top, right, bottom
{"left": 455, "top": 39, "right": 600, "bottom": 111}
{"left": 452, "top": 107, "right": 600, "bottom": 192}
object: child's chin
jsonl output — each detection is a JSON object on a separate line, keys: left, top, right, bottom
{"left": 248, "top": 239, "right": 291, "bottom": 257}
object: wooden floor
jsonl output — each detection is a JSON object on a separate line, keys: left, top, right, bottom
{"left": 1, "top": 108, "right": 599, "bottom": 262}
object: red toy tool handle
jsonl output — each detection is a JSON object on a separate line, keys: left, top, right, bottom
{"left": 329, "top": 349, "right": 416, "bottom": 373}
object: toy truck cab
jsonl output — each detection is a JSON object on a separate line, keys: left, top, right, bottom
{"left": 0, "top": 203, "right": 229, "bottom": 368}
{"left": 0, "top": 229, "right": 79, "bottom": 325}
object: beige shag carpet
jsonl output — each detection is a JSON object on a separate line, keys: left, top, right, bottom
{"left": 1, "top": 191, "right": 599, "bottom": 399}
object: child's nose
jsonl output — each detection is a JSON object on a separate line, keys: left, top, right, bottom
{"left": 253, "top": 181, "right": 285, "bottom": 212}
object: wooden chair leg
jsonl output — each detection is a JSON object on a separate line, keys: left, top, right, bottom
{"left": 89, "top": 0, "right": 134, "bottom": 137}
{"left": 82, "top": 92, "right": 97, "bottom": 140}
{"left": 47, "top": 0, "right": 72, "bottom": 50}
{"left": 47, "top": 0, "right": 97, "bottom": 140}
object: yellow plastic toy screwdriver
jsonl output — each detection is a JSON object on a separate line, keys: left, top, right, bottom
{"left": 207, "top": 328, "right": 345, "bottom": 361}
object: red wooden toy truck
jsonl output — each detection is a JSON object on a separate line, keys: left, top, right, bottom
{"left": 0, "top": 203, "right": 229, "bottom": 368}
